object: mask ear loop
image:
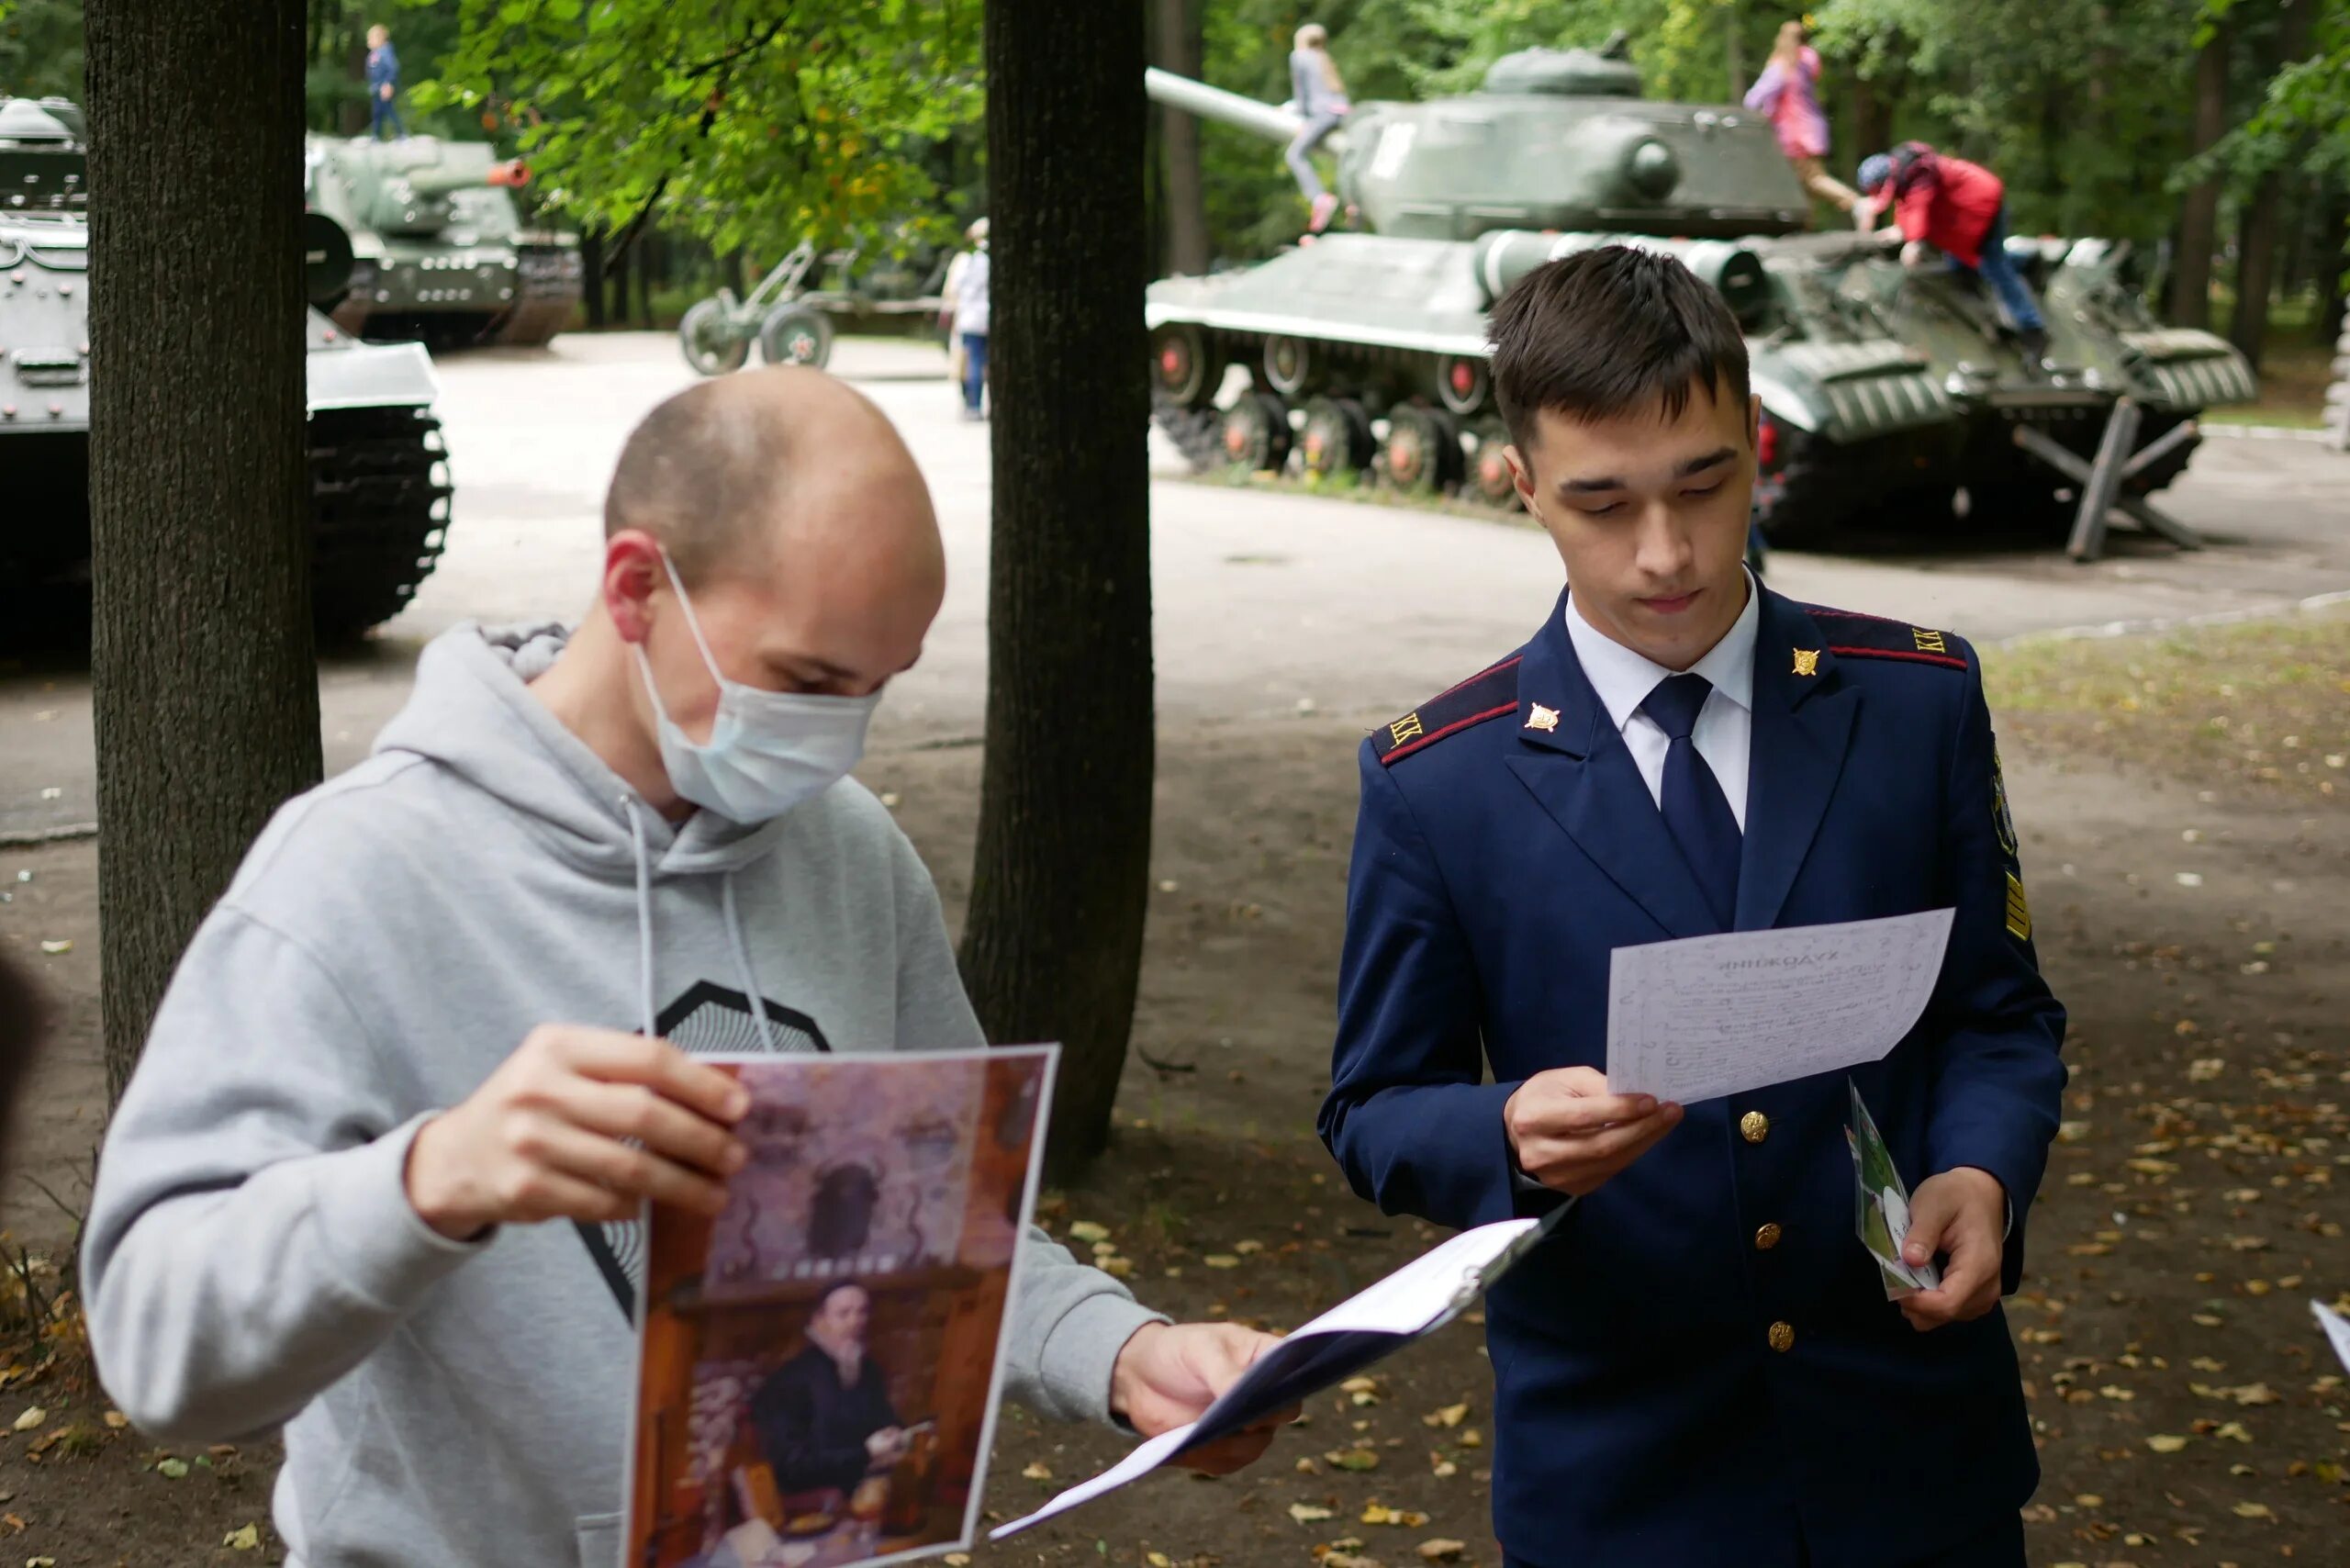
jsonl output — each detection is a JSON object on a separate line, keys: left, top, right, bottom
{"left": 657, "top": 549, "right": 730, "bottom": 688}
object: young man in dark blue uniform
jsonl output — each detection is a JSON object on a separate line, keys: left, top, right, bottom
{"left": 1320, "top": 247, "right": 2065, "bottom": 1568}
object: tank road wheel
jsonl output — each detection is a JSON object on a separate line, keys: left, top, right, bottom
{"left": 1261, "top": 335, "right": 1323, "bottom": 399}
{"left": 1466, "top": 418, "right": 1520, "bottom": 510}
{"left": 759, "top": 304, "right": 834, "bottom": 368}
{"left": 1219, "top": 390, "right": 1293, "bottom": 474}
{"left": 1299, "top": 397, "right": 1374, "bottom": 480}
{"left": 1151, "top": 323, "right": 1225, "bottom": 409}
{"left": 1382, "top": 404, "right": 1463, "bottom": 496}
{"left": 679, "top": 298, "right": 750, "bottom": 376}
{"left": 1434, "top": 355, "right": 1491, "bottom": 418}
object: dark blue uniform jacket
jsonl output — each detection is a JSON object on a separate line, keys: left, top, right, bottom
{"left": 1321, "top": 587, "right": 2065, "bottom": 1568}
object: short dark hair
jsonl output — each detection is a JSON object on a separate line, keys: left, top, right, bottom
{"left": 1487, "top": 245, "right": 1751, "bottom": 452}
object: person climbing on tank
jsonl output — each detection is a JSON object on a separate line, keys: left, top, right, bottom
{"left": 1857, "top": 141, "right": 2050, "bottom": 361}
{"left": 1742, "top": 22, "right": 1860, "bottom": 218}
{"left": 1286, "top": 23, "right": 1351, "bottom": 235}
{"left": 364, "top": 25, "right": 404, "bottom": 141}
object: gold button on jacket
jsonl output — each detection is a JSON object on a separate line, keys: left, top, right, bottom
{"left": 1768, "top": 1320, "right": 1796, "bottom": 1352}
{"left": 1740, "top": 1110, "right": 1770, "bottom": 1144}
{"left": 1754, "top": 1223, "right": 1783, "bottom": 1250}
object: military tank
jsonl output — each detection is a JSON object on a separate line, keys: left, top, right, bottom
{"left": 1143, "top": 39, "right": 2255, "bottom": 542}
{"left": 306, "top": 132, "right": 581, "bottom": 349}
{"left": 2, "top": 96, "right": 453, "bottom": 642}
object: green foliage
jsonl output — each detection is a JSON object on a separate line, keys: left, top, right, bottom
{"left": 0, "top": 0, "right": 84, "bottom": 101}
{"left": 418, "top": 0, "right": 983, "bottom": 257}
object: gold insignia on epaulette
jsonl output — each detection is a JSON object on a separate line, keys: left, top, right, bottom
{"left": 2005, "top": 870, "right": 2031, "bottom": 941}
{"left": 1526, "top": 703, "right": 1560, "bottom": 733}
{"left": 1792, "top": 648, "right": 1819, "bottom": 677}
{"left": 1912, "top": 628, "right": 1948, "bottom": 655}
{"left": 1388, "top": 711, "right": 1425, "bottom": 747}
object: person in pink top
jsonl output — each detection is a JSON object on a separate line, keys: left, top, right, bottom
{"left": 1742, "top": 22, "right": 1859, "bottom": 215}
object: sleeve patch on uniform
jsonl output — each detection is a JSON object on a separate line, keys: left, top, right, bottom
{"left": 1801, "top": 605, "right": 1968, "bottom": 671}
{"left": 1991, "top": 747, "right": 2019, "bottom": 857}
{"left": 2004, "top": 870, "right": 2032, "bottom": 941}
{"left": 1373, "top": 657, "right": 1522, "bottom": 767}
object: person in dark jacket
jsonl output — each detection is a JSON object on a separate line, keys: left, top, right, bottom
{"left": 365, "top": 25, "right": 405, "bottom": 141}
{"left": 751, "top": 1282, "right": 906, "bottom": 1496}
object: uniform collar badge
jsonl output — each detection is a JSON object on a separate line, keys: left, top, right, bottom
{"left": 1792, "top": 648, "right": 1820, "bottom": 677}
{"left": 1526, "top": 702, "right": 1561, "bottom": 733}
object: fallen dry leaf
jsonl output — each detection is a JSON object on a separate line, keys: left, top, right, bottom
{"left": 1416, "top": 1541, "right": 1466, "bottom": 1562}
{"left": 102, "top": 1411, "right": 128, "bottom": 1430}
{"left": 1421, "top": 1403, "right": 1470, "bottom": 1429}
{"left": 1326, "top": 1448, "right": 1380, "bottom": 1472}
{"left": 2232, "top": 1500, "right": 2272, "bottom": 1518}
{"left": 1289, "top": 1503, "right": 1336, "bottom": 1525}
{"left": 1067, "top": 1221, "right": 1110, "bottom": 1244}
{"left": 1021, "top": 1462, "right": 1052, "bottom": 1482}
{"left": 1360, "top": 1503, "right": 1428, "bottom": 1528}
{"left": 1203, "top": 1255, "right": 1241, "bottom": 1270}
{"left": 8, "top": 1409, "right": 40, "bottom": 1434}
{"left": 224, "top": 1524, "right": 261, "bottom": 1551}
{"left": 2145, "top": 1434, "right": 2189, "bottom": 1453}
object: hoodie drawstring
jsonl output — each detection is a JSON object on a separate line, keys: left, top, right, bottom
{"left": 624, "top": 795, "right": 778, "bottom": 1054}
{"left": 722, "top": 873, "right": 779, "bottom": 1054}
{"left": 625, "top": 798, "right": 657, "bottom": 1038}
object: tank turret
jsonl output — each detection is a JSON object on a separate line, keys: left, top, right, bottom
{"left": 1142, "top": 42, "right": 2255, "bottom": 543}
{"left": 1145, "top": 42, "right": 1808, "bottom": 242}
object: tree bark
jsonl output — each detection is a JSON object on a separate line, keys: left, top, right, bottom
{"left": 959, "top": 0, "right": 1152, "bottom": 1180}
{"left": 2228, "top": 0, "right": 2313, "bottom": 371}
{"left": 581, "top": 227, "right": 607, "bottom": 329}
{"left": 1151, "top": 0, "right": 1209, "bottom": 275}
{"left": 2170, "top": 20, "right": 2230, "bottom": 330}
{"left": 86, "top": 0, "right": 321, "bottom": 1103}
{"left": 1850, "top": 71, "right": 1893, "bottom": 170}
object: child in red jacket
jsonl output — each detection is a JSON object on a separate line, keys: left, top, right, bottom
{"left": 1858, "top": 142, "right": 2047, "bottom": 357}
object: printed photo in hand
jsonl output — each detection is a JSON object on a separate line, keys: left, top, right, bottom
{"left": 626, "top": 1047, "right": 1056, "bottom": 1568}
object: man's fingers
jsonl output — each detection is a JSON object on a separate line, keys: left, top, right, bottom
{"left": 526, "top": 1118, "right": 731, "bottom": 1215}
{"left": 557, "top": 1078, "right": 746, "bottom": 1178}
{"left": 503, "top": 1165, "right": 638, "bottom": 1226}
{"left": 1524, "top": 1104, "right": 1679, "bottom": 1170}
{"left": 1523, "top": 1090, "right": 1663, "bottom": 1135}
{"left": 552, "top": 1030, "right": 750, "bottom": 1124}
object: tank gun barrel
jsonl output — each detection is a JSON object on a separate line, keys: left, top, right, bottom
{"left": 393, "top": 157, "right": 530, "bottom": 197}
{"left": 1145, "top": 67, "right": 1306, "bottom": 146}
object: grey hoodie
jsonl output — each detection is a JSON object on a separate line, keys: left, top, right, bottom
{"left": 83, "top": 624, "right": 1164, "bottom": 1568}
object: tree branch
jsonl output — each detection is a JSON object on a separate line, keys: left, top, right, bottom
{"left": 680, "top": 14, "right": 792, "bottom": 82}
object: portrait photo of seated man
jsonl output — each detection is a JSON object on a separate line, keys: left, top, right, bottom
{"left": 752, "top": 1282, "right": 908, "bottom": 1496}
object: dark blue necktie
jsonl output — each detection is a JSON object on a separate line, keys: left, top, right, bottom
{"left": 1641, "top": 673, "right": 1741, "bottom": 929}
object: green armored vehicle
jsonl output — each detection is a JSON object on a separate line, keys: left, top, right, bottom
{"left": 3, "top": 97, "right": 453, "bottom": 641}
{"left": 307, "top": 133, "right": 581, "bottom": 348}
{"left": 1145, "top": 39, "right": 2254, "bottom": 541}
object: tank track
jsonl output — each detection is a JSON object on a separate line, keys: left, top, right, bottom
{"left": 490, "top": 242, "right": 582, "bottom": 348}
{"left": 1151, "top": 389, "right": 1227, "bottom": 475}
{"left": 307, "top": 405, "right": 453, "bottom": 639}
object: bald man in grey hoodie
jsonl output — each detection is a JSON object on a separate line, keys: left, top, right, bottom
{"left": 84, "top": 368, "right": 1284, "bottom": 1567}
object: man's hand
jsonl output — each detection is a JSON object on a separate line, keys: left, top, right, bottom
{"left": 864, "top": 1426, "right": 908, "bottom": 1465}
{"left": 379, "top": 83, "right": 393, "bottom": 100}
{"left": 1110, "top": 1322, "right": 1292, "bottom": 1475}
{"left": 405, "top": 1025, "right": 749, "bottom": 1240}
{"left": 1899, "top": 238, "right": 1928, "bottom": 267}
{"left": 1896, "top": 1166, "right": 2006, "bottom": 1331}
{"left": 1505, "top": 1067, "right": 1683, "bottom": 1196}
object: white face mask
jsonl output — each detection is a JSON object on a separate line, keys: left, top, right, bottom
{"left": 632, "top": 552, "right": 879, "bottom": 823}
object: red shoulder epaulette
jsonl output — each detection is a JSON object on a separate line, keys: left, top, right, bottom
{"left": 1372, "top": 657, "right": 1522, "bottom": 766}
{"left": 1800, "top": 605, "right": 1968, "bottom": 671}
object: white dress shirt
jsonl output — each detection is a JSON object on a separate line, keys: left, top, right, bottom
{"left": 1562, "top": 572, "right": 1761, "bottom": 830}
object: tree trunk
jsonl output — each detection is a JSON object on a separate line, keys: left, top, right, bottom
{"left": 1850, "top": 72, "right": 1893, "bottom": 169}
{"left": 1723, "top": 0, "right": 1744, "bottom": 105}
{"left": 2170, "top": 20, "right": 2229, "bottom": 329}
{"left": 86, "top": 0, "right": 322, "bottom": 1103}
{"left": 581, "top": 228, "right": 607, "bottom": 329}
{"left": 2317, "top": 179, "right": 2349, "bottom": 346}
{"left": 1151, "top": 0, "right": 1209, "bottom": 275}
{"left": 2228, "top": 0, "right": 2313, "bottom": 371}
{"left": 960, "top": 0, "right": 1152, "bottom": 1180}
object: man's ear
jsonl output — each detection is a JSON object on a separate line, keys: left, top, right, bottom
{"left": 604, "top": 531, "right": 665, "bottom": 644}
{"left": 1505, "top": 444, "right": 1536, "bottom": 507}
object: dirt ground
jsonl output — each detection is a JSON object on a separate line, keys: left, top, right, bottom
{"left": 0, "top": 609, "right": 2344, "bottom": 1567}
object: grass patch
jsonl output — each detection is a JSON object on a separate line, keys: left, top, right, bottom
{"left": 1986, "top": 602, "right": 2350, "bottom": 802}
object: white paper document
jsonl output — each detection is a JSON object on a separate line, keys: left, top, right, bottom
{"left": 1606, "top": 908, "right": 1955, "bottom": 1104}
{"left": 990, "top": 1213, "right": 1561, "bottom": 1540}
{"left": 2315, "top": 1299, "right": 2350, "bottom": 1374}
